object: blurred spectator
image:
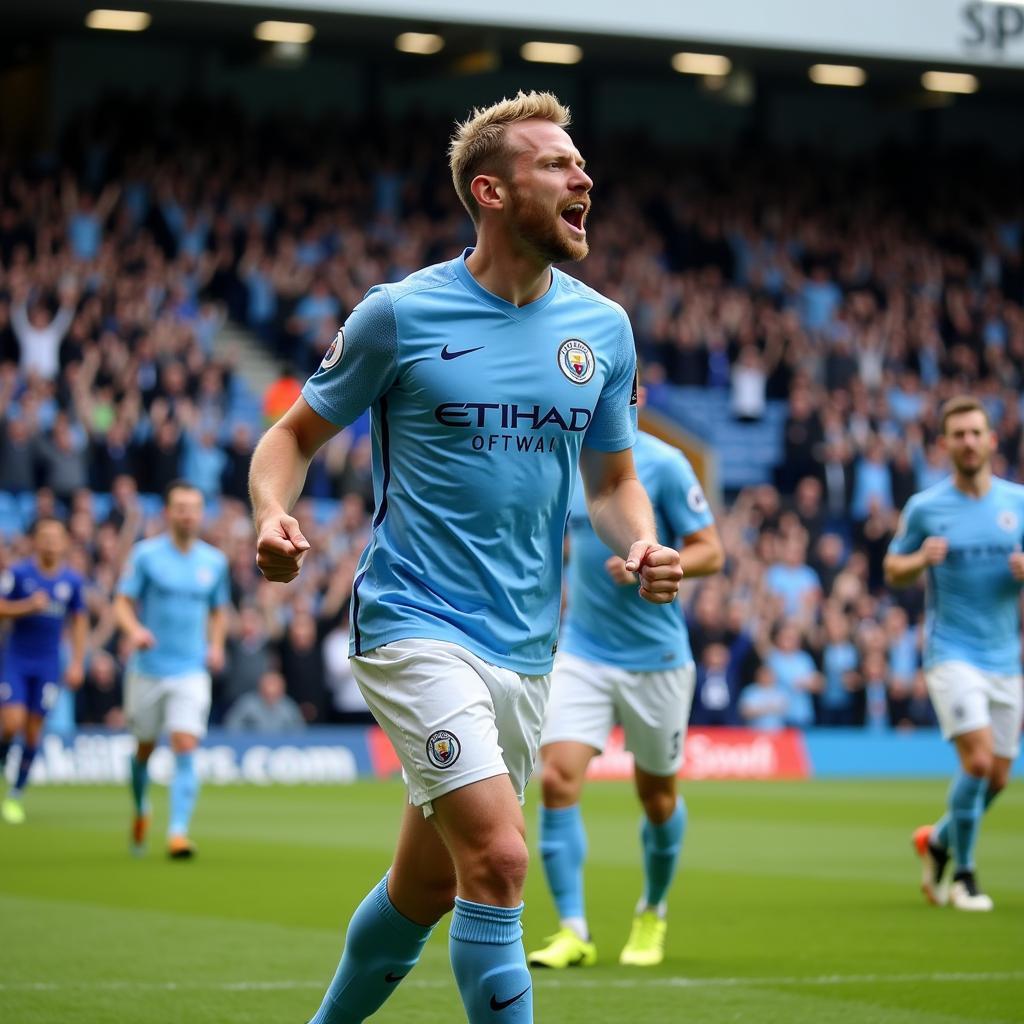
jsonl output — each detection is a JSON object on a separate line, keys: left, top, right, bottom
{"left": 11, "top": 279, "right": 78, "bottom": 381}
{"left": 764, "top": 621, "right": 822, "bottom": 728}
{"left": 262, "top": 364, "right": 303, "bottom": 427}
{"left": 817, "top": 602, "right": 863, "bottom": 726}
{"left": 222, "top": 605, "right": 273, "bottom": 714}
{"left": 224, "top": 670, "right": 305, "bottom": 733}
{"left": 690, "top": 642, "right": 741, "bottom": 726}
{"left": 739, "top": 664, "right": 787, "bottom": 732}
{"left": 730, "top": 345, "right": 766, "bottom": 422}
{"left": 75, "top": 649, "right": 124, "bottom": 728}
{"left": 764, "top": 535, "right": 822, "bottom": 619}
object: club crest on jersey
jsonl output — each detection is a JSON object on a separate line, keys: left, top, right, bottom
{"left": 997, "top": 510, "right": 1018, "bottom": 533}
{"left": 54, "top": 581, "right": 71, "bottom": 602}
{"left": 321, "top": 329, "right": 345, "bottom": 370}
{"left": 557, "top": 338, "right": 595, "bottom": 385}
{"left": 196, "top": 566, "right": 214, "bottom": 586}
{"left": 426, "top": 730, "right": 461, "bottom": 769}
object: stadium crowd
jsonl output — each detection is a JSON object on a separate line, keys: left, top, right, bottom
{"left": 1, "top": 95, "right": 1022, "bottom": 733}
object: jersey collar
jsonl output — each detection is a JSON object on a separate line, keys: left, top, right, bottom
{"left": 454, "top": 248, "right": 560, "bottom": 322}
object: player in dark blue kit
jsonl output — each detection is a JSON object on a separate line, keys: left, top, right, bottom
{"left": 0, "top": 518, "right": 87, "bottom": 824}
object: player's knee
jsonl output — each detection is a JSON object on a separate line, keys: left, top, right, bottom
{"left": 965, "top": 751, "right": 993, "bottom": 778}
{"left": 468, "top": 832, "right": 529, "bottom": 898}
{"left": 170, "top": 733, "right": 199, "bottom": 754}
{"left": 540, "top": 760, "right": 581, "bottom": 807}
{"left": 640, "top": 789, "right": 677, "bottom": 826}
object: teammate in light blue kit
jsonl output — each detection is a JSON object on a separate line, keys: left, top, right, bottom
{"left": 885, "top": 396, "right": 1024, "bottom": 912}
{"left": 250, "top": 93, "right": 684, "bottom": 1024}
{"left": 115, "top": 481, "right": 230, "bottom": 858}
{"left": 0, "top": 518, "right": 88, "bottom": 824}
{"left": 529, "top": 395, "right": 723, "bottom": 970}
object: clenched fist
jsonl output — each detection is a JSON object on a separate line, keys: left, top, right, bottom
{"left": 256, "top": 512, "right": 310, "bottom": 584}
{"left": 624, "top": 541, "right": 684, "bottom": 605}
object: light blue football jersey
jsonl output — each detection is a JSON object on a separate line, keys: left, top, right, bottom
{"left": 302, "top": 249, "right": 637, "bottom": 674}
{"left": 561, "top": 432, "right": 713, "bottom": 672}
{"left": 117, "top": 534, "right": 231, "bottom": 677}
{"left": 887, "top": 476, "right": 1024, "bottom": 673}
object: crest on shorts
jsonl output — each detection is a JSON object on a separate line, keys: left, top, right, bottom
{"left": 997, "top": 509, "right": 1018, "bottom": 533}
{"left": 426, "top": 729, "right": 461, "bottom": 769}
{"left": 557, "top": 339, "right": 595, "bottom": 385}
{"left": 321, "top": 329, "right": 345, "bottom": 370}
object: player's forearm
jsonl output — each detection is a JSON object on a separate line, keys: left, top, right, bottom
{"left": 113, "top": 594, "right": 142, "bottom": 635}
{"left": 69, "top": 613, "right": 88, "bottom": 667}
{"left": 0, "top": 598, "right": 38, "bottom": 619}
{"left": 678, "top": 535, "right": 724, "bottom": 578}
{"left": 249, "top": 423, "right": 314, "bottom": 531}
{"left": 207, "top": 608, "right": 227, "bottom": 652}
{"left": 588, "top": 478, "right": 658, "bottom": 558}
{"left": 883, "top": 552, "right": 927, "bottom": 589}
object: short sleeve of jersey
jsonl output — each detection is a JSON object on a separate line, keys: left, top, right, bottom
{"left": 659, "top": 453, "right": 715, "bottom": 541}
{"left": 888, "top": 496, "right": 926, "bottom": 556}
{"left": 582, "top": 311, "right": 638, "bottom": 452}
{"left": 0, "top": 565, "right": 22, "bottom": 599}
{"left": 211, "top": 556, "right": 231, "bottom": 610}
{"left": 301, "top": 286, "right": 399, "bottom": 428}
{"left": 68, "top": 573, "right": 86, "bottom": 614}
{"left": 117, "top": 546, "right": 147, "bottom": 599}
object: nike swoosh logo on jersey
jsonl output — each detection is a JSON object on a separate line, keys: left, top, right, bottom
{"left": 490, "top": 987, "right": 530, "bottom": 1011}
{"left": 441, "top": 344, "right": 484, "bottom": 360}
{"left": 384, "top": 972, "right": 407, "bottom": 983}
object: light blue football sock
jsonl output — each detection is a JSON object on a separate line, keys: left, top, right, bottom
{"left": 12, "top": 744, "right": 37, "bottom": 795}
{"left": 450, "top": 898, "right": 532, "bottom": 1024}
{"left": 642, "top": 798, "right": 687, "bottom": 908}
{"left": 308, "top": 876, "right": 433, "bottom": 1024}
{"left": 130, "top": 755, "right": 150, "bottom": 816}
{"left": 538, "top": 804, "right": 587, "bottom": 924}
{"left": 948, "top": 772, "right": 987, "bottom": 872}
{"left": 933, "top": 781, "right": 1000, "bottom": 851}
{"left": 168, "top": 752, "right": 199, "bottom": 837}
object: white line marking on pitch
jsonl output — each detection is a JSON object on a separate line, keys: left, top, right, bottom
{"left": 3, "top": 971, "right": 1023, "bottom": 993}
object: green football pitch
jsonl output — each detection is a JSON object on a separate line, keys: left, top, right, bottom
{"left": 1, "top": 779, "right": 1021, "bottom": 1024}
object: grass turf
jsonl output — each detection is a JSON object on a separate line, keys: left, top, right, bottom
{"left": 0, "top": 779, "right": 1021, "bottom": 1023}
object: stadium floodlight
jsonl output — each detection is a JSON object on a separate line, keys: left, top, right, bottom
{"left": 672, "top": 52, "right": 732, "bottom": 76}
{"left": 396, "top": 32, "right": 445, "bottom": 55}
{"left": 85, "top": 9, "right": 151, "bottom": 32}
{"left": 520, "top": 42, "right": 583, "bottom": 65}
{"left": 921, "top": 70, "right": 979, "bottom": 94}
{"left": 809, "top": 64, "right": 866, "bottom": 87}
{"left": 254, "top": 21, "right": 316, "bottom": 44}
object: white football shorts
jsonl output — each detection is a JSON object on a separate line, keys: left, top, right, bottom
{"left": 124, "top": 669, "right": 212, "bottom": 742}
{"left": 541, "top": 651, "right": 696, "bottom": 776}
{"left": 925, "top": 661, "right": 1023, "bottom": 758}
{"left": 352, "top": 638, "right": 551, "bottom": 816}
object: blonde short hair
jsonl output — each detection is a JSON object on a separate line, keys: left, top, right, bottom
{"left": 448, "top": 91, "right": 572, "bottom": 223}
{"left": 940, "top": 395, "right": 990, "bottom": 434}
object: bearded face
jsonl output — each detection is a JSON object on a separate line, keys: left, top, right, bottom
{"left": 506, "top": 179, "right": 590, "bottom": 265}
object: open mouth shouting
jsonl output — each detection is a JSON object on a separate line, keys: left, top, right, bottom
{"left": 560, "top": 201, "right": 588, "bottom": 235}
